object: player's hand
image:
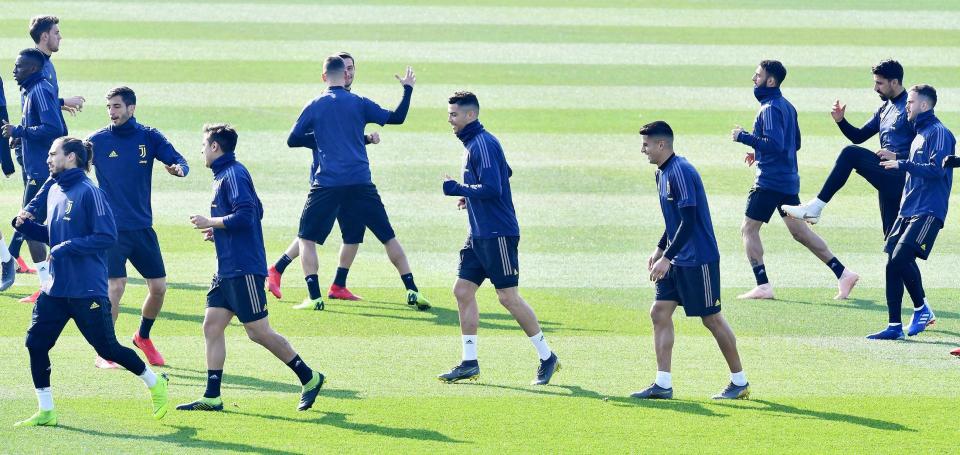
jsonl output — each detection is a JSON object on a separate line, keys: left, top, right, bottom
{"left": 457, "top": 197, "right": 466, "bottom": 210}
{"left": 744, "top": 152, "right": 756, "bottom": 167}
{"left": 17, "top": 209, "right": 34, "bottom": 221}
{"left": 875, "top": 149, "right": 896, "bottom": 161}
{"left": 395, "top": 66, "right": 415, "bottom": 87}
{"left": 443, "top": 174, "right": 454, "bottom": 181}
{"left": 165, "top": 163, "right": 185, "bottom": 177}
{"left": 63, "top": 96, "right": 85, "bottom": 111}
{"left": 201, "top": 227, "right": 214, "bottom": 242}
{"left": 649, "top": 256, "right": 671, "bottom": 282}
{"left": 189, "top": 214, "right": 212, "bottom": 229}
{"left": 366, "top": 132, "right": 381, "bottom": 145}
{"left": 880, "top": 159, "right": 900, "bottom": 170}
{"left": 1, "top": 120, "right": 12, "bottom": 138}
{"left": 62, "top": 105, "right": 79, "bottom": 117}
{"left": 647, "top": 247, "right": 664, "bottom": 271}
{"left": 731, "top": 125, "right": 744, "bottom": 142}
{"left": 831, "top": 99, "right": 846, "bottom": 123}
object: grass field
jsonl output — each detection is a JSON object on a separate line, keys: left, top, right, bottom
{"left": 1, "top": 1, "right": 959, "bottom": 453}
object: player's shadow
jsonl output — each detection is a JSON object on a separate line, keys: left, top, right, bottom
{"left": 473, "top": 383, "right": 724, "bottom": 417}
{"left": 126, "top": 277, "right": 210, "bottom": 291}
{"left": 711, "top": 399, "right": 914, "bottom": 432}
{"left": 326, "top": 299, "right": 609, "bottom": 334}
{"left": 119, "top": 305, "right": 204, "bottom": 324}
{"left": 55, "top": 424, "right": 297, "bottom": 455}
{"left": 163, "top": 366, "right": 361, "bottom": 400}
{"left": 779, "top": 296, "right": 960, "bottom": 321}
{"left": 225, "top": 409, "right": 468, "bottom": 444}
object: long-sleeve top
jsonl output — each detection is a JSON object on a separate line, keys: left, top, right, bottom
{"left": 836, "top": 90, "right": 912, "bottom": 166}
{"left": 656, "top": 154, "right": 720, "bottom": 266}
{"left": 442, "top": 120, "right": 520, "bottom": 239}
{"left": 87, "top": 117, "right": 189, "bottom": 230}
{"left": 735, "top": 86, "right": 801, "bottom": 194}
{"left": 11, "top": 72, "right": 65, "bottom": 185}
{"left": 0, "top": 76, "right": 13, "bottom": 175}
{"left": 41, "top": 52, "right": 68, "bottom": 135}
{"left": 14, "top": 168, "right": 117, "bottom": 298}
{"left": 209, "top": 153, "right": 267, "bottom": 278}
{"left": 287, "top": 85, "right": 412, "bottom": 187}
{"left": 897, "top": 110, "right": 956, "bottom": 222}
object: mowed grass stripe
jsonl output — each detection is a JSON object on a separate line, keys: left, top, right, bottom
{"left": 40, "top": 60, "right": 960, "bottom": 87}
{"left": 19, "top": 106, "right": 960, "bottom": 136}
{"left": 3, "top": 20, "right": 960, "bottom": 47}
{"left": 19, "top": 82, "right": 960, "bottom": 113}
{"left": 9, "top": 38, "right": 960, "bottom": 67}
{"left": 8, "top": 3, "right": 960, "bottom": 30}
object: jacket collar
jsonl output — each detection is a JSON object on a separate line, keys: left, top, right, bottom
{"left": 456, "top": 120, "right": 484, "bottom": 145}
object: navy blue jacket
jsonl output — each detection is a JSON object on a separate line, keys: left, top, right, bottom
{"left": 12, "top": 72, "right": 65, "bottom": 185}
{"left": 736, "top": 87, "right": 801, "bottom": 194}
{"left": 287, "top": 85, "right": 411, "bottom": 187}
{"left": 209, "top": 153, "right": 267, "bottom": 278}
{"left": 443, "top": 121, "right": 520, "bottom": 239}
{"left": 88, "top": 117, "right": 189, "bottom": 230}
{"left": 898, "top": 110, "right": 956, "bottom": 222}
{"left": 0, "top": 76, "right": 12, "bottom": 175}
{"left": 41, "top": 52, "right": 68, "bottom": 136}
{"left": 656, "top": 155, "right": 720, "bottom": 267}
{"left": 837, "top": 90, "right": 912, "bottom": 164}
{"left": 14, "top": 168, "right": 117, "bottom": 298}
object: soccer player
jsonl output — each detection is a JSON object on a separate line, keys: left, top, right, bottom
{"left": 783, "top": 60, "right": 911, "bottom": 235}
{"left": 288, "top": 55, "right": 430, "bottom": 311}
{"left": 0, "top": 74, "right": 17, "bottom": 291}
{"left": 868, "top": 85, "right": 955, "bottom": 340}
{"left": 437, "top": 91, "right": 560, "bottom": 385}
{"left": 12, "top": 137, "right": 168, "bottom": 427}
{"left": 1, "top": 48, "right": 64, "bottom": 304}
{"left": 632, "top": 121, "right": 748, "bottom": 400}
{"left": 8, "top": 16, "right": 85, "bottom": 280}
{"left": 269, "top": 52, "right": 380, "bottom": 302}
{"left": 732, "top": 60, "right": 859, "bottom": 300}
{"left": 86, "top": 86, "right": 189, "bottom": 368}
{"left": 179, "top": 124, "right": 324, "bottom": 412}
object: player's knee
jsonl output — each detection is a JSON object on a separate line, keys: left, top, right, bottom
{"left": 838, "top": 145, "right": 860, "bottom": 162}
{"left": 202, "top": 319, "right": 222, "bottom": 339}
{"left": 244, "top": 326, "right": 270, "bottom": 345}
{"left": 453, "top": 284, "right": 474, "bottom": 302}
{"left": 740, "top": 222, "right": 757, "bottom": 238}
{"left": 25, "top": 332, "right": 54, "bottom": 352}
{"left": 649, "top": 305, "right": 669, "bottom": 324}
{"left": 148, "top": 281, "right": 167, "bottom": 297}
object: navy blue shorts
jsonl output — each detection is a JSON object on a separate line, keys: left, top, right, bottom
{"left": 884, "top": 215, "right": 942, "bottom": 260}
{"left": 745, "top": 186, "right": 800, "bottom": 223}
{"left": 22, "top": 176, "right": 47, "bottom": 223}
{"left": 206, "top": 274, "right": 268, "bottom": 323}
{"left": 458, "top": 236, "right": 520, "bottom": 289}
{"left": 654, "top": 261, "right": 722, "bottom": 317}
{"left": 107, "top": 228, "right": 166, "bottom": 279}
{"left": 299, "top": 184, "right": 396, "bottom": 245}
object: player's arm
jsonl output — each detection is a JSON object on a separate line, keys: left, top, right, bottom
{"left": 735, "top": 108, "right": 785, "bottom": 154}
{"left": 11, "top": 216, "right": 48, "bottom": 244}
{"left": 0, "top": 103, "right": 12, "bottom": 176}
{"left": 287, "top": 103, "right": 314, "bottom": 148}
{"left": 12, "top": 91, "right": 65, "bottom": 141}
{"left": 191, "top": 174, "right": 257, "bottom": 231}
{"left": 151, "top": 130, "right": 190, "bottom": 177}
{"left": 442, "top": 142, "right": 503, "bottom": 199}
{"left": 892, "top": 131, "right": 955, "bottom": 177}
{"left": 49, "top": 190, "right": 118, "bottom": 259}
{"left": 289, "top": 131, "right": 315, "bottom": 149}
{"left": 833, "top": 100, "right": 879, "bottom": 144}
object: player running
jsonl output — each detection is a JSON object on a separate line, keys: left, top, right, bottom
{"left": 732, "top": 60, "right": 859, "bottom": 300}
{"left": 437, "top": 91, "right": 559, "bottom": 385}
{"left": 867, "top": 85, "right": 955, "bottom": 340}
{"left": 632, "top": 121, "right": 749, "bottom": 400}
{"left": 179, "top": 124, "right": 324, "bottom": 412}
{"left": 13, "top": 137, "right": 167, "bottom": 427}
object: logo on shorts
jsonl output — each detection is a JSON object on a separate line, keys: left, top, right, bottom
{"left": 89, "top": 302, "right": 100, "bottom": 310}
{"left": 921, "top": 244, "right": 927, "bottom": 251}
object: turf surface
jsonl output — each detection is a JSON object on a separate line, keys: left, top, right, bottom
{"left": 0, "top": 1, "right": 958, "bottom": 453}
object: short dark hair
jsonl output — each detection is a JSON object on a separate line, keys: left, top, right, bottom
{"left": 57, "top": 137, "right": 93, "bottom": 172}
{"left": 105, "top": 86, "right": 136, "bottom": 106}
{"left": 324, "top": 55, "right": 345, "bottom": 74}
{"left": 203, "top": 123, "right": 238, "bottom": 153}
{"left": 29, "top": 15, "right": 59, "bottom": 44}
{"left": 872, "top": 60, "right": 904, "bottom": 84}
{"left": 759, "top": 60, "right": 787, "bottom": 86}
{"left": 910, "top": 84, "right": 937, "bottom": 108}
{"left": 448, "top": 91, "right": 479, "bottom": 110}
{"left": 337, "top": 51, "right": 354, "bottom": 65}
{"left": 18, "top": 48, "right": 46, "bottom": 69}
{"left": 639, "top": 121, "right": 674, "bottom": 139}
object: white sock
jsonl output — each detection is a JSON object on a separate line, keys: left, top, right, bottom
{"left": 139, "top": 367, "right": 158, "bottom": 388}
{"left": 655, "top": 371, "right": 672, "bottom": 389}
{"left": 0, "top": 238, "right": 10, "bottom": 263}
{"left": 731, "top": 371, "right": 748, "bottom": 387}
{"left": 36, "top": 387, "right": 54, "bottom": 411}
{"left": 529, "top": 331, "right": 552, "bottom": 361}
{"left": 889, "top": 323, "right": 902, "bottom": 327}
{"left": 462, "top": 335, "right": 478, "bottom": 361}
{"left": 37, "top": 261, "right": 51, "bottom": 286}
{"left": 809, "top": 198, "right": 827, "bottom": 211}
